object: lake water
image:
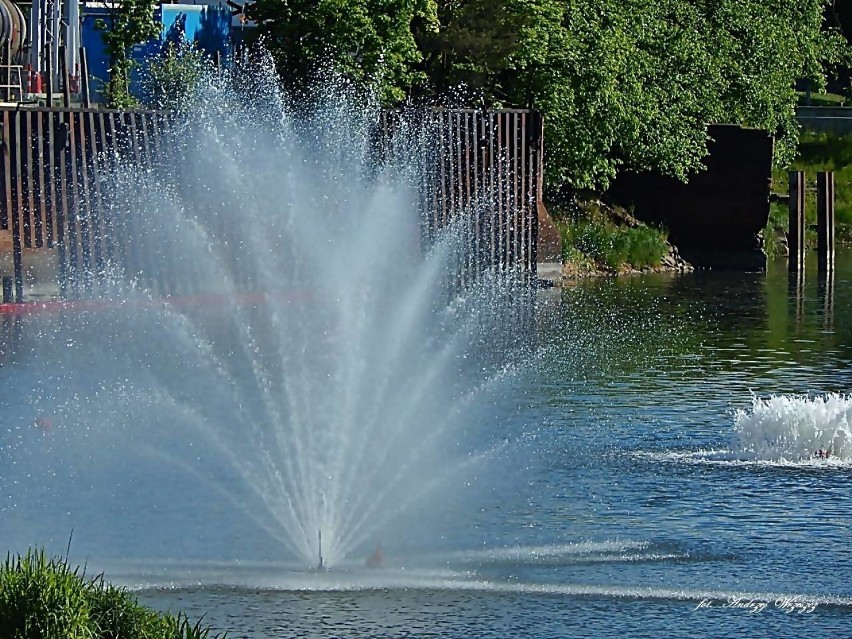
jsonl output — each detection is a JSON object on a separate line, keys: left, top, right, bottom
{"left": 3, "top": 251, "right": 851, "bottom": 638}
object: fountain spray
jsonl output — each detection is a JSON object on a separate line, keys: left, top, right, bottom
{"left": 317, "top": 529, "right": 324, "bottom": 570}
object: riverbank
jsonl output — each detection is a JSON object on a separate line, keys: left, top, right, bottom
{"left": 765, "top": 132, "right": 852, "bottom": 257}
{"left": 546, "top": 197, "right": 693, "bottom": 285}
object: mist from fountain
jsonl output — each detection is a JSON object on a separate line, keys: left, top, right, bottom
{"left": 0, "top": 62, "right": 536, "bottom": 569}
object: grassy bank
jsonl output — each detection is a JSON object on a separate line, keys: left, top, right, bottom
{"left": 767, "top": 132, "right": 852, "bottom": 253}
{"left": 551, "top": 200, "right": 671, "bottom": 273}
{"left": 0, "top": 550, "right": 221, "bottom": 639}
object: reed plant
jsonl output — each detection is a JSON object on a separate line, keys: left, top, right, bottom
{"left": 0, "top": 549, "right": 222, "bottom": 639}
{"left": 555, "top": 210, "right": 669, "bottom": 271}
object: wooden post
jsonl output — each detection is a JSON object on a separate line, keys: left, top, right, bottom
{"left": 79, "top": 47, "right": 91, "bottom": 108}
{"left": 816, "top": 170, "right": 835, "bottom": 273}
{"left": 788, "top": 170, "right": 806, "bottom": 272}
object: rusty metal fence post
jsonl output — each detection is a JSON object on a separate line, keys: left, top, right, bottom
{"left": 788, "top": 170, "right": 806, "bottom": 272}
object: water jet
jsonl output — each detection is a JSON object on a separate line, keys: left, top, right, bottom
{"left": 0, "top": 65, "right": 537, "bottom": 570}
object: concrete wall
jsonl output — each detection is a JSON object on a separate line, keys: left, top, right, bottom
{"left": 609, "top": 125, "right": 773, "bottom": 271}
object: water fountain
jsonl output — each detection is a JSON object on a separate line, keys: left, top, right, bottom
{"left": 0, "top": 64, "right": 536, "bottom": 571}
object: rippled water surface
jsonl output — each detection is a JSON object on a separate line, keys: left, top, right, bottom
{"left": 4, "top": 252, "right": 852, "bottom": 638}
{"left": 144, "top": 252, "right": 852, "bottom": 637}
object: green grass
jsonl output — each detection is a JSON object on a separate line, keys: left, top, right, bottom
{"left": 769, "top": 132, "right": 852, "bottom": 249}
{"left": 553, "top": 204, "right": 669, "bottom": 271}
{"left": 796, "top": 91, "right": 848, "bottom": 106}
{"left": 0, "top": 549, "right": 223, "bottom": 639}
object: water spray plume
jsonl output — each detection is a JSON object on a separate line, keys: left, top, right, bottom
{"left": 0, "top": 55, "right": 535, "bottom": 568}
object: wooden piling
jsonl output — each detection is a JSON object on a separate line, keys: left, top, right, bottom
{"left": 816, "top": 170, "right": 835, "bottom": 273}
{"left": 788, "top": 170, "right": 806, "bottom": 272}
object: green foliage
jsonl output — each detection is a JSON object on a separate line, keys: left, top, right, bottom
{"left": 556, "top": 212, "right": 669, "bottom": 271}
{"left": 95, "top": 0, "right": 161, "bottom": 108}
{"left": 250, "top": 0, "right": 430, "bottom": 104}
{"left": 494, "top": 0, "right": 849, "bottom": 190}
{"left": 0, "top": 550, "right": 222, "bottom": 639}
{"left": 412, "top": 0, "right": 525, "bottom": 101}
{"left": 797, "top": 90, "right": 847, "bottom": 105}
{"left": 144, "top": 43, "right": 210, "bottom": 110}
{"left": 251, "top": 0, "right": 848, "bottom": 190}
{"left": 769, "top": 131, "right": 852, "bottom": 249}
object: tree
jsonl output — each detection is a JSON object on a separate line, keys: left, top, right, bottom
{"left": 96, "top": 0, "right": 161, "bottom": 108}
{"left": 250, "top": 0, "right": 432, "bottom": 103}
{"left": 411, "top": 0, "right": 525, "bottom": 102}
{"left": 251, "top": 0, "right": 848, "bottom": 190}
{"left": 491, "top": 0, "right": 848, "bottom": 190}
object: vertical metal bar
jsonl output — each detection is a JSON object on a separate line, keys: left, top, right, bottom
{"left": 76, "top": 111, "right": 93, "bottom": 294}
{"left": 22, "top": 112, "right": 35, "bottom": 249}
{"left": 437, "top": 110, "right": 447, "bottom": 228}
{"left": 45, "top": 42, "right": 54, "bottom": 106}
{"left": 4, "top": 40, "right": 9, "bottom": 103}
{"left": 519, "top": 112, "right": 528, "bottom": 274}
{"left": 12, "top": 111, "right": 25, "bottom": 249}
{"left": 530, "top": 111, "right": 542, "bottom": 280}
{"left": 95, "top": 112, "right": 114, "bottom": 267}
{"left": 79, "top": 47, "right": 91, "bottom": 107}
{"left": 493, "top": 112, "right": 502, "bottom": 269}
{"left": 816, "top": 170, "right": 835, "bottom": 273}
{"left": 55, "top": 110, "right": 70, "bottom": 297}
{"left": 138, "top": 112, "right": 153, "bottom": 170}
{"left": 106, "top": 112, "right": 127, "bottom": 274}
{"left": 464, "top": 111, "right": 473, "bottom": 283}
{"left": 9, "top": 111, "right": 23, "bottom": 301}
{"left": 488, "top": 112, "right": 496, "bottom": 268}
{"left": 44, "top": 111, "right": 57, "bottom": 248}
{"left": 33, "top": 112, "right": 47, "bottom": 248}
{"left": 506, "top": 112, "right": 514, "bottom": 270}
{"left": 1, "top": 110, "right": 9, "bottom": 231}
{"left": 787, "top": 170, "right": 805, "bottom": 272}
{"left": 59, "top": 45, "right": 71, "bottom": 108}
{"left": 88, "top": 110, "right": 106, "bottom": 276}
{"left": 471, "top": 112, "right": 481, "bottom": 272}
{"left": 66, "top": 109, "right": 81, "bottom": 297}
{"left": 120, "top": 112, "right": 140, "bottom": 280}
{"left": 512, "top": 112, "right": 520, "bottom": 269}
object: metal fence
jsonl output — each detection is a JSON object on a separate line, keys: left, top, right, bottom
{"left": 380, "top": 108, "right": 542, "bottom": 284}
{"left": 0, "top": 106, "right": 167, "bottom": 302}
{"left": 1, "top": 106, "right": 542, "bottom": 304}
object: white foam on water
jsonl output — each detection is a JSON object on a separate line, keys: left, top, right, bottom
{"left": 632, "top": 394, "right": 852, "bottom": 467}
{"left": 453, "top": 540, "right": 653, "bottom": 562}
{"left": 733, "top": 393, "right": 852, "bottom": 461}
{"left": 632, "top": 449, "right": 852, "bottom": 469}
{"left": 114, "top": 558, "right": 852, "bottom": 610}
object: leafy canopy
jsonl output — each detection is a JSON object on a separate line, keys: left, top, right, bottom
{"left": 251, "top": 0, "right": 849, "bottom": 189}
